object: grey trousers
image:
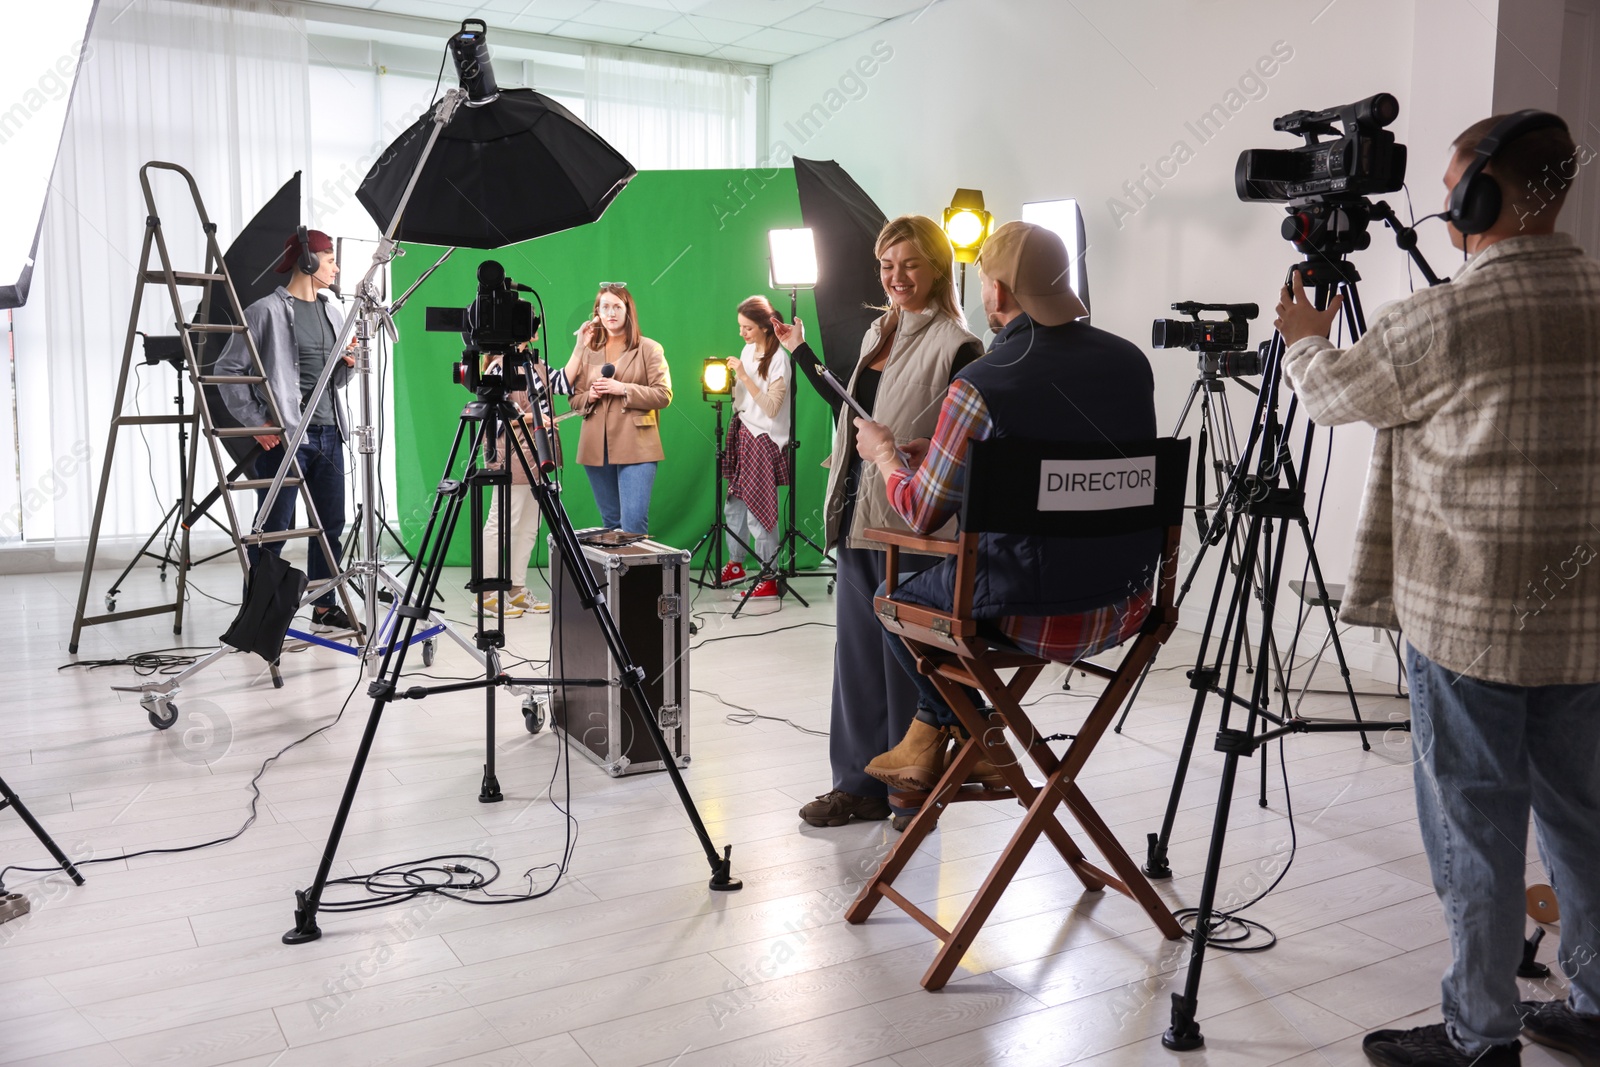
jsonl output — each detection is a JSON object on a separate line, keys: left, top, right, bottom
{"left": 829, "top": 530, "right": 934, "bottom": 803}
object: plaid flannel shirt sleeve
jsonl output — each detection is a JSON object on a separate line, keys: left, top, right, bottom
{"left": 885, "top": 380, "right": 993, "bottom": 534}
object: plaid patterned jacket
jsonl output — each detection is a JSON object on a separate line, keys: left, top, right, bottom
{"left": 1284, "top": 233, "right": 1600, "bottom": 686}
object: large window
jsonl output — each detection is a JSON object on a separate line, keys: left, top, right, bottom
{"left": 0, "top": 5, "right": 765, "bottom": 552}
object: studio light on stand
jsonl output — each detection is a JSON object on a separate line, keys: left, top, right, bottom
{"left": 737, "top": 227, "right": 824, "bottom": 610}
{"left": 689, "top": 358, "right": 741, "bottom": 592}
{"left": 942, "top": 188, "right": 993, "bottom": 305}
{"left": 767, "top": 227, "right": 819, "bottom": 321}
{"left": 701, "top": 357, "right": 731, "bottom": 399}
{"left": 280, "top": 19, "right": 740, "bottom": 949}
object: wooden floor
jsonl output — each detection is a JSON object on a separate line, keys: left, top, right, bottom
{"left": 0, "top": 560, "right": 1574, "bottom": 1067}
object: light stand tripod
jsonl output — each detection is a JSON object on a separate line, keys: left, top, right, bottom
{"left": 1162, "top": 199, "right": 1443, "bottom": 1049}
{"left": 101, "top": 342, "right": 236, "bottom": 617}
{"left": 774, "top": 287, "right": 832, "bottom": 586}
{"left": 284, "top": 348, "right": 741, "bottom": 944}
{"left": 689, "top": 392, "right": 766, "bottom": 591}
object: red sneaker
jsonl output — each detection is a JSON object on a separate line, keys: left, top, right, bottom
{"left": 750, "top": 579, "right": 780, "bottom": 598}
{"left": 719, "top": 561, "right": 746, "bottom": 585}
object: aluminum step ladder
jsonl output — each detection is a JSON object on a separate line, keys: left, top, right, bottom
{"left": 69, "top": 162, "right": 357, "bottom": 678}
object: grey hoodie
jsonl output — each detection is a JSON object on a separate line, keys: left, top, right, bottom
{"left": 214, "top": 286, "right": 350, "bottom": 443}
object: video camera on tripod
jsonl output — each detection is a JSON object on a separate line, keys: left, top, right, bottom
{"left": 425, "top": 259, "right": 541, "bottom": 391}
{"left": 1235, "top": 93, "right": 1417, "bottom": 272}
{"left": 1152, "top": 301, "right": 1263, "bottom": 378}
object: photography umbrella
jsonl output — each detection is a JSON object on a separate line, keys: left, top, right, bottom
{"left": 356, "top": 90, "right": 636, "bottom": 248}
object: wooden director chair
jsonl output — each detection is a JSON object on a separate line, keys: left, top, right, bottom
{"left": 846, "top": 437, "right": 1191, "bottom": 990}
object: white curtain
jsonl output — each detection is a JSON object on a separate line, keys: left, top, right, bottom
{"left": 585, "top": 46, "right": 758, "bottom": 170}
{"left": 23, "top": 0, "right": 309, "bottom": 559}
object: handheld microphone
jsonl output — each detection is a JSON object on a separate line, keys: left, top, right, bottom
{"left": 583, "top": 363, "right": 617, "bottom": 421}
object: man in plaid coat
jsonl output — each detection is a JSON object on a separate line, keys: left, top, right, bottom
{"left": 1278, "top": 112, "right": 1600, "bottom": 1067}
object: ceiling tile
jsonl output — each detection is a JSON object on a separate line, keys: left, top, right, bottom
{"left": 545, "top": 22, "right": 646, "bottom": 45}
{"left": 731, "top": 25, "right": 835, "bottom": 54}
{"left": 631, "top": 32, "right": 723, "bottom": 57}
{"left": 565, "top": 0, "right": 679, "bottom": 32}
{"left": 651, "top": 14, "right": 762, "bottom": 45}
{"left": 776, "top": 6, "right": 882, "bottom": 37}
{"left": 817, "top": 0, "right": 931, "bottom": 17}
{"left": 713, "top": 44, "right": 793, "bottom": 65}
{"left": 682, "top": 0, "right": 815, "bottom": 25}
{"left": 477, "top": 0, "right": 593, "bottom": 17}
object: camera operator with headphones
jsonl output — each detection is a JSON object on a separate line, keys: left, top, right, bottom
{"left": 1277, "top": 112, "right": 1600, "bottom": 1067}
{"left": 216, "top": 227, "right": 358, "bottom": 632}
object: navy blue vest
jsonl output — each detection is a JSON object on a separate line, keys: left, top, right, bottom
{"left": 897, "top": 314, "right": 1162, "bottom": 617}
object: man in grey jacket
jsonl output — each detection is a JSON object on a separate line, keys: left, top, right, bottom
{"left": 216, "top": 228, "right": 355, "bottom": 631}
{"left": 1277, "top": 113, "right": 1600, "bottom": 1067}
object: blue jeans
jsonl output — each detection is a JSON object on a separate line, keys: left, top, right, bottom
{"left": 251, "top": 425, "right": 345, "bottom": 608}
{"left": 878, "top": 579, "right": 984, "bottom": 730}
{"left": 725, "top": 496, "right": 778, "bottom": 568}
{"left": 1406, "top": 643, "right": 1600, "bottom": 1051}
{"left": 584, "top": 461, "right": 656, "bottom": 534}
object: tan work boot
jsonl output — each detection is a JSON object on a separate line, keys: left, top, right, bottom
{"left": 865, "top": 719, "right": 950, "bottom": 792}
{"left": 953, "top": 742, "right": 1009, "bottom": 787}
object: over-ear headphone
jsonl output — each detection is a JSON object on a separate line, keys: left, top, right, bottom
{"left": 1448, "top": 110, "right": 1570, "bottom": 235}
{"left": 295, "top": 225, "right": 320, "bottom": 276}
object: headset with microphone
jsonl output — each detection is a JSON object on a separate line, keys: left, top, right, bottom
{"left": 295, "top": 224, "right": 321, "bottom": 276}
{"left": 1448, "top": 109, "right": 1570, "bottom": 235}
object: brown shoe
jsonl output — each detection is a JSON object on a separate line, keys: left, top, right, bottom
{"left": 865, "top": 719, "right": 950, "bottom": 792}
{"left": 798, "top": 790, "right": 891, "bottom": 827}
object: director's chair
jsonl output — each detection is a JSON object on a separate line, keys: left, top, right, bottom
{"left": 846, "top": 437, "right": 1190, "bottom": 990}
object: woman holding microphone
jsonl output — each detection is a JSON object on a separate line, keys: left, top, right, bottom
{"left": 719, "top": 295, "right": 791, "bottom": 598}
{"left": 776, "top": 216, "right": 983, "bottom": 830}
{"left": 563, "top": 283, "right": 672, "bottom": 534}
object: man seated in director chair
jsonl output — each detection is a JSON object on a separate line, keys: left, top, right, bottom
{"left": 850, "top": 221, "right": 1168, "bottom": 795}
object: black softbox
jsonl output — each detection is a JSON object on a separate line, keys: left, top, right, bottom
{"left": 792, "top": 158, "right": 890, "bottom": 394}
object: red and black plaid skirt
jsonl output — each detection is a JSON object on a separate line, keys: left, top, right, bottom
{"left": 722, "top": 419, "right": 790, "bottom": 533}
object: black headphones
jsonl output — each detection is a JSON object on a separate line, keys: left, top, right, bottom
{"left": 1448, "top": 109, "right": 1570, "bottom": 235}
{"left": 295, "top": 224, "right": 321, "bottom": 276}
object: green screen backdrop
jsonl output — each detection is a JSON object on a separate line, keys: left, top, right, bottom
{"left": 391, "top": 169, "right": 832, "bottom": 570}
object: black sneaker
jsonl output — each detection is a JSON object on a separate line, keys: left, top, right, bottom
{"left": 1520, "top": 999, "right": 1600, "bottom": 1067}
{"left": 1363, "top": 1024, "right": 1520, "bottom": 1066}
{"left": 312, "top": 605, "right": 359, "bottom": 632}
{"left": 797, "top": 790, "right": 890, "bottom": 827}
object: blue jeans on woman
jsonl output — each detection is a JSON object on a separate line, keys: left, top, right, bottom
{"left": 584, "top": 461, "right": 657, "bottom": 534}
{"left": 1405, "top": 643, "right": 1600, "bottom": 1052}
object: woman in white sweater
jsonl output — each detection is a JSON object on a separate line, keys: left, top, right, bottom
{"left": 720, "top": 295, "right": 791, "bottom": 598}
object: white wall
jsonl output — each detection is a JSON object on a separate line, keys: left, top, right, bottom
{"left": 770, "top": 0, "right": 1501, "bottom": 675}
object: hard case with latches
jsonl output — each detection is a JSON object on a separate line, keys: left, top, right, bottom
{"left": 547, "top": 533, "right": 690, "bottom": 776}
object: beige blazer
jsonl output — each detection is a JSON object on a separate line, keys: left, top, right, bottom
{"left": 823, "top": 308, "right": 979, "bottom": 551}
{"left": 564, "top": 337, "right": 672, "bottom": 466}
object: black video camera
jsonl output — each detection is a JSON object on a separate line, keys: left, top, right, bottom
{"left": 1235, "top": 93, "right": 1406, "bottom": 204}
{"left": 426, "top": 260, "right": 539, "bottom": 356}
{"left": 1153, "top": 302, "right": 1262, "bottom": 377}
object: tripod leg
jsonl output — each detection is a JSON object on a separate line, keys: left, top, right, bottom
{"left": 1144, "top": 512, "right": 1249, "bottom": 878}
{"left": 285, "top": 416, "right": 479, "bottom": 944}
{"left": 1165, "top": 490, "right": 1276, "bottom": 1049}
{"left": 529, "top": 469, "right": 741, "bottom": 891}
{"left": 0, "top": 775, "right": 85, "bottom": 886}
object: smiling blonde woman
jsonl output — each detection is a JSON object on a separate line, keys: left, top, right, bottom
{"left": 774, "top": 214, "right": 983, "bottom": 830}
